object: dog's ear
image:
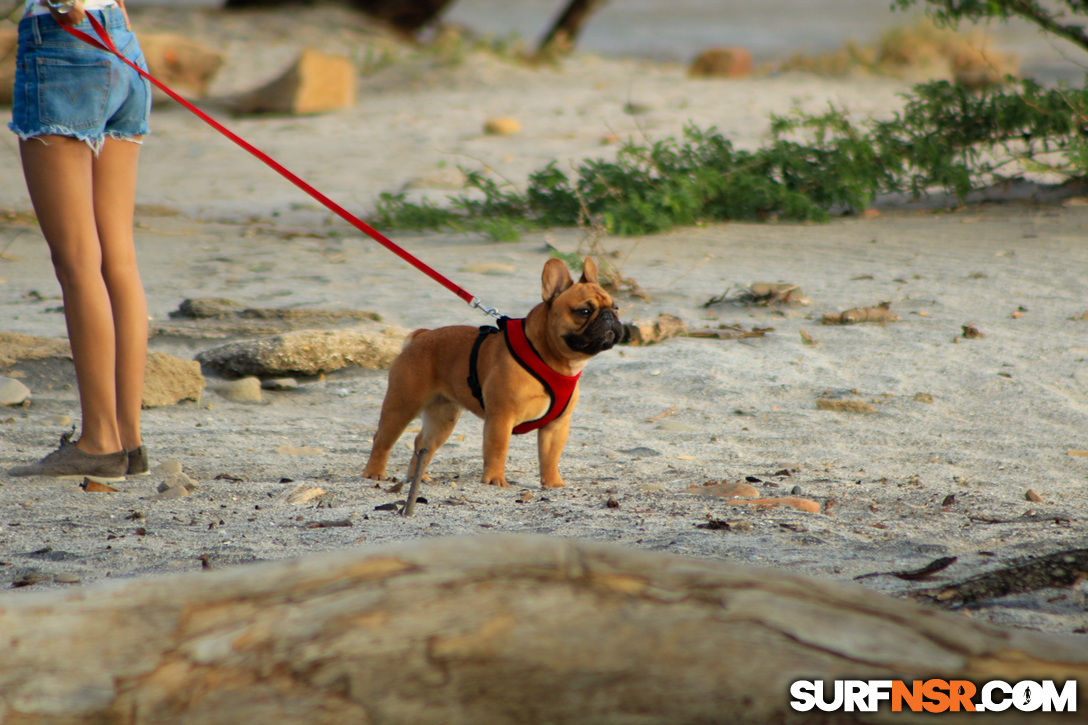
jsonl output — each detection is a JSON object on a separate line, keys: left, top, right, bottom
{"left": 542, "top": 258, "right": 574, "bottom": 302}
{"left": 579, "top": 257, "right": 599, "bottom": 285}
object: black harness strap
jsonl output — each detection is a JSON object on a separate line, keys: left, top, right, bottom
{"left": 467, "top": 320, "right": 504, "bottom": 409}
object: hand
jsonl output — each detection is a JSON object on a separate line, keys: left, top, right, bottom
{"left": 45, "top": 0, "right": 85, "bottom": 26}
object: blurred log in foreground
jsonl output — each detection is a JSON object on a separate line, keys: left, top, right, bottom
{"left": 1, "top": 535, "right": 1085, "bottom": 723}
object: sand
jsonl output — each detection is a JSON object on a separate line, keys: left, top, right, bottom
{"left": 1, "top": 6, "right": 1087, "bottom": 636}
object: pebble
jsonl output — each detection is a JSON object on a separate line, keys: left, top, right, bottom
{"left": 261, "top": 377, "right": 299, "bottom": 391}
{"left": 81, "top": 479, "right": 120, "bottom": 493}
{"left": 154, "top": 472, "right": 200, "bottom": 498}
{"left": 656, "top": 421, "right": 700, "bottom": 432}
{"left": 791, "top": 485, "right": 804, "bottom": 496}
{"left": 275, "top": 445, "right": 324, "bottom": 456}
{"left": 0, "top": 377, "right": 31, "bottom": 406}
{"left": 53, "top": 572, "right": 81, "bottom": 584}
{"left": 483, "top": 117, "right": 521, "bottom": 135}
{"left": 40, "top": 414, "right": 72, "bottom": 426}
{"left": 1025, "top": 488, "right": 1044, "bottom": 503}
{"left": 213, "top": 376, "right": 263, "bottom": 403}
{"left": 689, "top": 482, "right": 759, "bottom": 499}
{"left": 153, "top": 459, "right": 183, "bottom": 474}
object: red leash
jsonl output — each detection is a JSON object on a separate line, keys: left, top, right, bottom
{"left": 63, "top": 13, "right": 502, "bottom": 319}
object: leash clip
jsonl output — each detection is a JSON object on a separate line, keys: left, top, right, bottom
{"left": 468, "top": 297, "right": 504, "bottom": 320}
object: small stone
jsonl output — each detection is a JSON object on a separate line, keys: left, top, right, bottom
{"left": 483, "top": 117, "right": 521, "bottom": 136}
{"left": 816, "top": 398, "right": 878, "bottom": 414}
{"left": 213, "top": 376, "right": 262, "bottom": 403}
{"left": 275, "top": 445, "right": 324, "bottom": 456}
{"left": 688, "top": 482, "right": 759, "bottom": 499}
{"left": 606, "top": 495, "right": 620, "bottom": 509}
{"left": 53, "top": 572, "right": 80, "bottom": 584}
{"left": 261, "top": 377, "right": 299, "bottom": 391}
{"left": 153, "top": 459, "right": 183, "bottom": 474}
{"left": 0, "top": 377, "right": 31, "bottom": 406}
{"left": 81, "top": 479, "right": 120, "bottom": 493}
{"left": 275, "top": 484, "right": 327, "bottom": 506}
{"left": 790, "top": 485, "right": 804, "bottom": 496}
{"left": 40, "top": 414, "right": 72, "bottom": 426}
{"left": 914, "top": 392, "right": 935, "bottom": 403}
{"left": 155, "top": 471, "right": 199, "bottom": 498}
{"left": 1025, "top": 488, "right": 1044, "bottom": 503}
{"left": 689, "top": 47, "right": 753, "bottom": 78}
{"left": 656, "top": 420, "right": 699, "bottom": 432}
{"left": 12, "top": 568, "right": 49, "bottom": 587}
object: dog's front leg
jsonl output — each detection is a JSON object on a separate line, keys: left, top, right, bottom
{"left": 481, "top": 413, "right": 515, "bottom": 487}
{"left": 537, "top": 414, "right": 571, "bottom": 488}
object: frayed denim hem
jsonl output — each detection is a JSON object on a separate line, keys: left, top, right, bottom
{"left": 9, "top": 125, "right": 147, "bottom": 156}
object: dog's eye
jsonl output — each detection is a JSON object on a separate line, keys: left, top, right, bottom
{"left": 575, "top": 308, "right": 592, "bottom": 318}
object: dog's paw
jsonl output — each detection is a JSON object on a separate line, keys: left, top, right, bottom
{"left": 362, "top": 467, "right": 386, "bottom": 481}
{"left": 483, "top": 476, "right": 511, "bottom": 488}
{"left": 541, "top": 478, "right": 566, "bottom": 489}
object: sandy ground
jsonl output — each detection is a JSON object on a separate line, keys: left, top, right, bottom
{"left": 1, "top": 7, "right": 1087, "bottom": 637}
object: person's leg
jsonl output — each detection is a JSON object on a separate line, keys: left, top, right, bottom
{"left": 20, "top": 136, "right": 122, "bottom": 456}
{"left": 93, "top": 137, "right": 146, "bottom": 452}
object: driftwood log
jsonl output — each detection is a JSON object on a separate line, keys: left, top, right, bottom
{"left": 1, "top": 535, "right": 1085, "bottom": 723}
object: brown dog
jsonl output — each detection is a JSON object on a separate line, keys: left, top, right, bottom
{"left": 362, "top": 257, "right": 623, "bottom": 488}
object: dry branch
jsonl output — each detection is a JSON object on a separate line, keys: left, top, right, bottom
{"left": 0, "top": 535, "right": 1085, "bottom": 723}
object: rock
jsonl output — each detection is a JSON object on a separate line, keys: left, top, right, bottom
{"left": 816, "top": 398, "right": 878, "bottom": 414}
{"left": 81, "top": 479, "right": 120, "bottom": 493}
{"left": 172, "top": 298, "right": 242, "bottom": 319}
{"left": 734, "top": 497, "right": 822, "bottom": 514}
{"left": 0, "top": 331, "right": 71, "bottom": 368}
{"left": 261, "top": 377, "right": 299, "bottom": 391}
{"left": 0, "top": 377, "right": 31, "bottom": 406}
{"left": 791, "top": 485, "right": 804, "bottom": 496}
{"left": 39, "top": 414, "right": 72, "bottom": 426}
{"left": 275, "top": 485, "right": 327, "bottom": 506}
{"left": 143, "top": 352, "right": 205, "bottom": 408}
{"left": 621, "top": 314, "right": 688, "bottom": 346}
{"left": 483, "top": 117, "right": 521, "bottom": 136}
{"left": 140, "top": 33, "right": 225, "bottom": 98}
{"left": 157, "top": 472, "right": 200, "bottom": 495}
{"left": 689, "top": 47, "right": 753, "bottom": 79}
{"left": 196, "top": 324, "right": 407, "bottom": 378}
{"left": 1025, "top": 488, "right": 1044, "bottom": 503}
{"left": 212, "top": 376, "right": 263, "bottom": 403}
{"left": 223, "top": 48, "right": 355, "bottom": 115}
{"left": 688, "top": 483, "right": 760, "bottom": 499}
{"left": 275, "top": 445, "right": 324, "bottom": 456}
{"left": 153, "top": 460, "right": 184, "bottom": 475}
{"left": 656, "top": 420, "right": 700, "bottom": 432}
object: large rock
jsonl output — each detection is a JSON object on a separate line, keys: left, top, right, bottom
{"left": 140, "top": 33, "right": 226, "bottom": 99}
{"left": 0, "top": 332, "right": 71, "bottom": 368}
{"left": 223, "top": 48, "right": 356, "bottom": 115}
{"left": 689, "top": 47, "right": 753, "bottom": 79}
{"left": 196, "top": 324, "right": 408, "bottom": 378}
{"left": 143, "top": 352, "right": 205, "bottom": 408}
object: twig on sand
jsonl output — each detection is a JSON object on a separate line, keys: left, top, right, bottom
{"left": 911, "top": 548, "right": 1088, "bottom": 608}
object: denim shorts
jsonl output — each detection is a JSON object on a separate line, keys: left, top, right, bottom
{"left": 9, "top": 5, "right": 151, "bottom": 152}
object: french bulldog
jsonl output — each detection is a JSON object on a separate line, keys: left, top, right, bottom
{"left": 362, "top": 257, "right": 623, "bottom": 488}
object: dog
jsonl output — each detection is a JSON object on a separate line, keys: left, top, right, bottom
{"left": 362, "top": 257, "right": 623, "bottom": 488}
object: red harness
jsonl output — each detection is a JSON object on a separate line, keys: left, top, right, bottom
{"left": 467, "top": 317, "right": 580, "bottom": 435}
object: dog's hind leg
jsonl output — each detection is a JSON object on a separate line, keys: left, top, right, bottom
{"left": 408, "top": 396, "right": 462, "bottom": 482}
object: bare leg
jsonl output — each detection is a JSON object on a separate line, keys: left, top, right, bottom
{"left": 20, "top": 136, "right": 144, "bottom": 456}
{"left": 93, "top": 138, "right": 146, "bottom": 451}
{"left": 409, "top": 398, "right": 462, "bottom": 480}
